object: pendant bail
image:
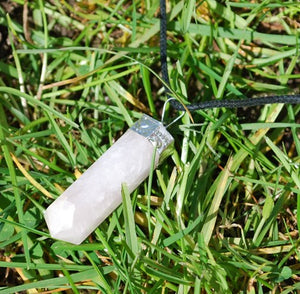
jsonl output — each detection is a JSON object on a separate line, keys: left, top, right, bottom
{"left": 131, "top": 114, "right": 174, "bottom": 164}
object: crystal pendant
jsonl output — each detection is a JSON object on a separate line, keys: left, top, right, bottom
{"left": 44, "top": 114, "right": 174, "bottom": 244}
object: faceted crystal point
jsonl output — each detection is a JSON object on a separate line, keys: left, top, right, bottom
{"left": 44, "top": 115, "right": 174, "bottom": 244}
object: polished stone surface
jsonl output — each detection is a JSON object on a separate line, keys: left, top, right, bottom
{"left": 44, "top": 129, "right": 159, "bottom": 244}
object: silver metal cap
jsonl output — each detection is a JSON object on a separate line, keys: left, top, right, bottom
{"left": 131, "top": 114, "right": 174, "bottom": 164}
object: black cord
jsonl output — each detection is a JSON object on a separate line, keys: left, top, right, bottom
{"left": 160, "top": 0, "right": 300, "bottom": 111}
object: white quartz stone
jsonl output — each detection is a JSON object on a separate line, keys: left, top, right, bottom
{"left": 44, "top": 129, "right": 160, "bottom": 244}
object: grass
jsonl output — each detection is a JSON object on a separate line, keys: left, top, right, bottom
{"left": 0, "top": 0, "right": 300, "bottom": 293}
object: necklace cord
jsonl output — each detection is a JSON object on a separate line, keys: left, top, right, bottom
{"left": 160, "top": 0, "right": 300, "bottom": 111}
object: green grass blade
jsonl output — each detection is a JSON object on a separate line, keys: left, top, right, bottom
{"left": 121, "top": 183, "right": 139, "bottom": 260}
{"left": 0, "top": 87, "right": 78, "bottom": 128}
{"left": 201, "top": 156, "right": 233, "bottom": 244}
{"left": 45, "top": 110, "right": 76, "bottom": 166}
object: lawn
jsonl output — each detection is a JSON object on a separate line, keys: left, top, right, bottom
{"left": 0, "top": 0, "right": 300, "bottom": 293}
